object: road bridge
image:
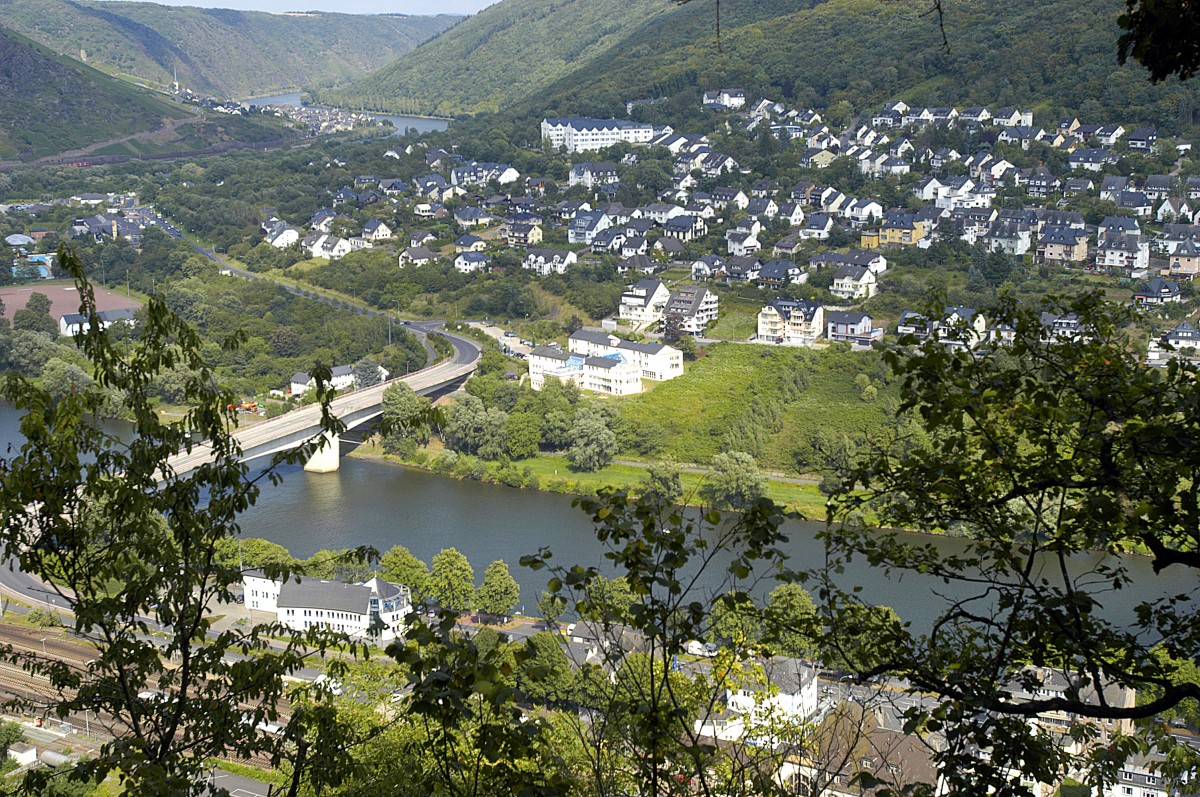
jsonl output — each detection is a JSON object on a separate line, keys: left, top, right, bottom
{"left": 166, "top": 323, "right": 480, "bottom": 475}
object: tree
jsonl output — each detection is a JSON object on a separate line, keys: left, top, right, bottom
{"left": 0, "top": 720, "right": 22, "bottom": 756}
{"left": 380, "top": 381, "right": 431, "bottom": 445}
{"left": 380, "top": 544, "right": 431, "bottom": 603}
{"left": 213, "top": 537, "right": 294, "bottom": 570}
{"left": 702, "top": 451, "right": 766, "bottom": 510}
{"left": 566, "top": 404, "right": 617, "bottom": 471}
{"left": 709, "top": 591, "right": 760, "bottom": 650}
{"left": 820, "top": 294, "right": 1200, "bottom": 793}
{"left": 39, "top": 358, "right": 93, "bottom": 400}
{"left": 12, "top": 307, "right": 57, "bottom": 338}
{"left": 537, "top": 590, "right": 567, "bottom": 629}
{"left": 477, "top": 560, "right": 520, "bottom": 619}
{"left": 24, "top": 292, "right": 51, "bottom": 316}
{"left": 517, "top": 632, "right": 575, "bottom": 707}
{"left": 429, "top": 547, "right": 475, "bottom": 612}
{"left": 0, "top": 248, "right": 357, "bottom": 796}
{"left": 353, "top": 356, "right": 382, "bottom": 388}
{"left": 640, "top": 461, "right": 683, "bottom": 505}
{"left": 763, "top": 583, "right": 818, "bottom": 659}
{"left": 505, "top": 412, "right": 542, "bottom": 460}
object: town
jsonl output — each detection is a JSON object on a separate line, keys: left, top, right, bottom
{"left": 1, "top": 75, "right": 1198, "bottom": 797}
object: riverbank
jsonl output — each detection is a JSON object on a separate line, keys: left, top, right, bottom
{"left": 345, "top": 439, "right": 831, "bottom": 519}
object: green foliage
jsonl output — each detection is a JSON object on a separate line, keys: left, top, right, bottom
{"left": 763, "top": 583, "right": 818, "bottom": 659}
{"left": 0, "top": 248, "right": 359, "bottom": 794}
{"left": 567, "top": 403, "right": 618, "bottom": 471}
{"left": 505, "top": 411, "right": 542, "bottom": 460}
{"left": 639, "top": 461, "right": 683, "bottom": 504}
{"left": 821, "top": 293, "right": 1200, "bottom": 792}
{"left": 26, "top": 607, "right": 62, "bottom": 628}
{"left": 213, "top": 537, "right": 294, "bottom": 570}
{"left": 702, "top": 451, "right": 766, "bottom": 511}
{"left": 517, "top": 632, "right": 575, "bottom": 707}
{"left": 0, "top": 27, "right": 193, "bottom": 161}
{"left": 476, "top": 560, "right": 520, "bottom": 618}
{"left": 618, "top": 343, "right": 894, "bottom": 473}
{"left": 332, "top": 0, "right": 1200, "bottom": 133}
{"left": 380, "top": 544, "right": 431, "bottom": 604}
{"left": 429, "top": 547, "right": 475, "bottom": 612}
{"left": 320, "top": 0, "right": 674, "bottom": 116}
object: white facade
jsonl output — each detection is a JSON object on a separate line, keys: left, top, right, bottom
{"left": 568, "top": 330, "right": 683, "bottom": 381}
{"left": 618, "top": 280, "right": 671, "bottom": 330}
{"left": 243, "top": 573, "right": 412, "bottom": 643}
{"left": 541, "top": 118, "right": 661, "bottom": 153}
{"left": 527, "top": 348, "right": 642, "bottom": 396}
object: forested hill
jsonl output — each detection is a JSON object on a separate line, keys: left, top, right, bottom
{"left": 0, "top": 0, "right": 461, "bottom": 100}
{"left": 332, "top": 0, "right": 1199, "bottom": 132}
{"left": 317, "top": 0, "right": 816, "bottom": 117}
{"left": 0, "top": 25, "right": 189, "bottom": 161}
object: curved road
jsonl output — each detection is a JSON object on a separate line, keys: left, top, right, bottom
{"left": 0, "top": 324, "right": 480, "bottom": 612}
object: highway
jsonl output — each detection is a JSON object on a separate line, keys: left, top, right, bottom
{"left": 166, "top": 322, "right": 480, "bottom": 476}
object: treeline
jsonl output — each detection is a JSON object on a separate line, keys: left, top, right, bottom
{"left": 526, "top": 0, "right": 1200, "bottom": 133}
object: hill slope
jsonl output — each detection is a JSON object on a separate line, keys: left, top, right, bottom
{"left": 334, "top": 0, "right": 1199, "bottom": 131}
{"left": 0, "top": 25, "right": 193, "bottom": 161}
{"left": 0, "top": 0, "right": 460, "bottom": 100}
{"left": 317, "top": 0, "right": 712, "bottom": 116}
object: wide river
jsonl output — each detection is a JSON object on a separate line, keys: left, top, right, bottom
{"left": 0, "top": 404, "right": 1193, "bottom": 629}
{"left": 242, "top": 92, "right": 450, "bottom": 136}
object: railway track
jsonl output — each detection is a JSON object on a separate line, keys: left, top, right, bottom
{"left": 0, "top": 624, "right": 288, "bottom": 773}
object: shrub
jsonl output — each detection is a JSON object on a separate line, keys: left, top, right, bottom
{"left": 27, "top": 608, "right": 62, "bottom": 628}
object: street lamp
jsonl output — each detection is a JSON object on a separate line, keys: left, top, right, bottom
{"left": 40, "top": 638, "right": 46, "bottom": 657}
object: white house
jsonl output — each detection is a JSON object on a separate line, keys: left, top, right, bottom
{"left": 289, "top": 364, "right": 388, "bottom": 396}
{"left": 527, "top": 347, "right": 642, "bottom": 396}
{"left": 757, "top": 299, "right": 824, "bottom": 346}
{"left": 59, "top": 307, "right": 137, "bottom": 337}
{"left": 541, "top": 117, "right": 661, "bottom": 153}
{"left": 454, "top": 251, "right": 491, "bottom": 274}
{"left": 618, "top": 279, "right": 672, "bottom": 330}
{"left": 663, "top": 286, "right": 719, "bottom": 335}
{"left": 242, "top": 571, "right": 412, "bottom": 643}
{"left": 523, "top": 248, "right": 578, "bottom": 276}
{"left": 831, "top": 264, "right": 878, "bottom": 300}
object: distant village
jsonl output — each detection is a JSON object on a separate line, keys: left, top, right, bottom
{"left": 6, "top": 88, "right": 1200, "bottom": 395}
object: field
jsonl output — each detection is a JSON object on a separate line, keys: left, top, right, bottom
{"left": 0, "top": 282, "right": 141, "bottom": 323}
{"left": 616, "top": 342, "right": 898, "bottom": 471}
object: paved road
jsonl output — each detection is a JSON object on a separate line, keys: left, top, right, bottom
{"left": 166, "top": 323, "right": 479, "bottom": 476}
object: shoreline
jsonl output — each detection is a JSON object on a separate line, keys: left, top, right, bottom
{"left": 344, "top": 439, "right": 833, "bottom": 520}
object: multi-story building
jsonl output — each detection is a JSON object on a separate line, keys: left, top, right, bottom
{"left": 242, "top": 572, "right": 412, "bottom": 642}
{"left": 568, "top": 330, "right": 683, "bottom": 381}
{"left": 541, "top": 118, "right": 662, "bottom": 153}
{"left": 663, "top": 286, "right": 719, "bottom": 335}
{"left": 757, "top": 299, "right": 825, "bottom": 346}
{"left": 618, "top": 279, "right": 671, "bottom": 330}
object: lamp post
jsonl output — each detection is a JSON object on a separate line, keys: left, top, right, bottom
{"left": 40, "top": 638, "right": 46, "bottom": 657}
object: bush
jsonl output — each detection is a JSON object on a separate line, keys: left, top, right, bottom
{"left": 27, "top": 608, "right": 62, "bottom": 628}
{"left": 432, "top": 451, "right": 459, "bottom": 474}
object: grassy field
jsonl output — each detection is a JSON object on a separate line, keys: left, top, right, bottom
{"left": 705, "top": 298, "right": 762, "bottom": 341}
{"left": 616, "top": 342, "right": 897, "bottom": 471}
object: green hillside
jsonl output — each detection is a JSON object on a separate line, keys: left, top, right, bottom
{"left": 333, "top": 0, "right": 1199, "bottom": 131}
{"left": 315, "top": 0, "right": 683, "bottom": 116}
{"left": 528, "top": 0, "right": 1199, "bottom": 130}
{"left": 0, "top": 0, "right": 460, "bottom": 100}
{"left": 0, "top": 25, "right": 193, "bottom": 161}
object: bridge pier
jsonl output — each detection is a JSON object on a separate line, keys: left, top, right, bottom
{"left": 303, "top": 431, "right": 340, "bottom": 473}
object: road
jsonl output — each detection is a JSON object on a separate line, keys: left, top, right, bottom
{"left": 166, "top": 322, "right": 479, "bottom": 476}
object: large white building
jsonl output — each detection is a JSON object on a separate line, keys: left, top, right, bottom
{"left": 569, "top": 329, "right": 683, "bottom": 381}
{"left": 757, "top": 299, "right": 825, "bottom": 347}
{"left": 541, "top": 117, "right": 663, "bottom": 153}
{"left": 618, "top": 279, "right": 671, "bottom": 330}
{"left": 242, "top": 572, "right": 412, "bottom": 642}
{"left": 527, "top": 330, "right": 683, "bottom": 394}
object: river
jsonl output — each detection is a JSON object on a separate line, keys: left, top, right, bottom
{"left": 0, "top": 403, "right": 1192, "bottom": 629}
{"left": 242, "top": 92, "right": 450, "bottom": 136}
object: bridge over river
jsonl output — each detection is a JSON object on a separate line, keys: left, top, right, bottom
{"left": 166, "top": 322, "right": 481, "bottom": 475}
